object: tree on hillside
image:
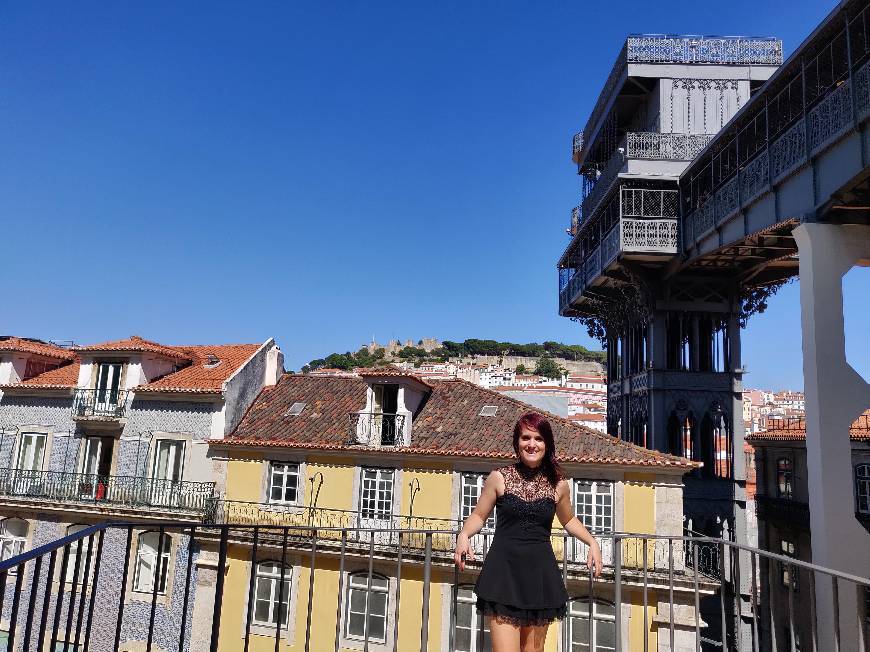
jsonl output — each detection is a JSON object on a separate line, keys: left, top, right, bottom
{"left": 515, "top": 364, "right": 528, "bottom": 374}
{"left": 535, "top": 356, "right": 564, "bottom": 379}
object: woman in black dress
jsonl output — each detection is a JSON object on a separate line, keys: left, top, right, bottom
{"left": 453, "top": 412, "right": 603, "bottom": 652}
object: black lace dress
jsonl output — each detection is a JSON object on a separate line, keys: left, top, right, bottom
{"left": 474, "top": 463, "right": 569, "bottom": 626}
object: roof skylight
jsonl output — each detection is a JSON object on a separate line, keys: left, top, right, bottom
{"left": 284, "top": 402, "right": 307, "bottom": 417}
{"left": 479, "top": 405, "right": 498, "bottom": 417}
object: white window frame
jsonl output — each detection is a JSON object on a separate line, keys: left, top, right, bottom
{"left": 268, "top": 462, "right": 301, "bottom": 506}
{"left": 776, "top": 457, "right": 794, "bottom": 499}
{"left": 0, "top": 519, "right": 28, "bottom": 572}
{"left": 573, "top": 480, "right": 614, "bottom": 533}
{"left": 359, "top": 469, "right": 394, "bottom": 521}
{"left": 133, "top": 531, "right": 172, "bottom": 595}
{"left": 252, "top": 561, "right": 292, "bottom": 627}
{"left": 567, "top": 598, "right": 616, "bottom": 652}
{"left": 64, "top": 524, "right": 96, "bottom": 585}
{"left": 15, "top": 432, "right": 47, "bottom": 472}
{"left": 855, "top": 464, "right": 870, "bottom": 515}
{"left": 452, "top": 584, "right": 491, "bottom": 651}
{"left": 345, "top": 572, "right": 390, "bottom": 644}
{"left": 460, "top": 473, "right": 495, "bottom": 531}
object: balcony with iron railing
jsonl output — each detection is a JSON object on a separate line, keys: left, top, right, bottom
{"left": 559, "top": 187, "right": 679, "bottom": 313}
{"left": 0, "top": 467, "right": 215, "bottom": 515}
{"left": 72, "top": 388, "right": 128, "bottom": 421}
{"left": 350, "top": 411, "right": 407, "bottom": 446}
{"left": 755, "top": 495, "right": 811, "bottom": 529}
{"left": 2, "top": 523, "right": 866, "bottom": 652}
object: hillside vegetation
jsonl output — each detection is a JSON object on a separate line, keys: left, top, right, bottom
{"left": 302, "top": 339, "right": 605, "bottom": 373}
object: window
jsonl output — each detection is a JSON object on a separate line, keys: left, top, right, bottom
{"left": 460, "top": 473, "right": 495, "bottom": 530}
{"left": 780, "top": 538, "right": 798, "bottom": 590}
{"left": 360, "top": 469, "right": 394, "bottom": 520}
{"left": 284, "top": 402, "right": 306, "bottom": 417}
{"left": 574, "top": 481, "right": 614, "bottom": 533}
{"left": 856, "top": 464, "right": 870, "bottom": 515}
{"left": 269, "top": 463, "right": 300, "bottom": 505}
{"left": 0, "top": 519, "right": 27, "bottom": 564}
{"left": 479, "top": 406, "right": 498, "bottom": 417}
{"left": 567, "top": 599, "right": 616, "bottom": 652}
{"left": 253, "top": 561, "right": 291, "bottom": 627}
{"left": 453, "top": 585, "right": 491, "bottom": 651}
{"left": 776, "top": 458, "right": 793, "bottom": 499}
{"left": 345, "top": 572, "right": 389, "bottom": 643}
{"left": 133, "top": 531, "right": 171, "bottom": 594}
{"left": 16, "top": 432, "right": 46, "bottom": 471}
{"left": 65, "top": 525, "right": 95, "bottom": 584}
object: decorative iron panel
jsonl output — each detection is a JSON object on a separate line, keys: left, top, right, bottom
{"left": 620, "top": 218, "right": 679, "bottom": 253}
{"left": 694, "top": 201, "right": 715, "bottom": 237}
{"left": 626, "top": 132, "right": 714, "bottom": 160}
{"left": 572, "top": 132, "right": 583, "bottom": 159}
{"left": 856, "top": 58, "right": 870, "bottom": 122}
{"left": 625, "top": 35, "right": 782, "bottom": 65}
{"left": 808, "top": 80, "right": 853, "bottom": 156}
{"left": 581, "top": 140, "right": 626, "bottom": 222}
{"left": 584, "top": 247, "right": 601, "bottom": 282}
{"left": 570, "top": 205, "right": 581, "bottom": 234}
{"left": 714, "top": 175, "right": 739, "bottom": 222}
{"left": 601, "top": 226, "right": 621, "bottom": 265}
{"left": 770, "top": 118, "right": 807, "bottom": 183}
{"left": 620, "top": 188, "right": 679, "bottom": 219}
{"left": 739, "top": 151, "right": 769, "bottom": 205}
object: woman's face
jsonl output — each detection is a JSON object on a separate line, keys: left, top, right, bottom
{"left": 517, "top": 426, "right": 546, "bottom": 468}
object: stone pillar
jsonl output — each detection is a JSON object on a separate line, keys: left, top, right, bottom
{"left": 794, "top": 223, "right": 870, "bottom": 651}
{"left": 190, "top": 548, "right": 220, "bottom": 652}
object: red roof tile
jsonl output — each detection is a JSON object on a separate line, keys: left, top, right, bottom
{"left": 219, "top": 375, "right": 696, "bottom": 469}
{"left": 72, "top": 336, "right": 190, "bottom": 361}
{"left": 746, "top": 411, "right": 870, "bottom": 442}
{"left": 15, "top": 361, "right": 80, "bottom": 389}
{"left": 134, "top": 344, "right": 261, "bottom": 393}
{"left": 357, "top": 366, "right": 433, "bottom": 388}
{"left": 0, "top": 337, "right": 76, "bottom": 361}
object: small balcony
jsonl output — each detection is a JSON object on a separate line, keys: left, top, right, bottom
{"left": 756, "top": 495, "right": 811, "bottom": 529}
{"left": 72, "top": 388, "right": 128, "bottom": 421}
{"left": 350, "top": 411, "right": 407, "bottom": 446}
{"left": 559, "top": 187, "right": 679, "bottom": 312}
{"left": 0, "top": 468, "right": 215, "bottom": 515}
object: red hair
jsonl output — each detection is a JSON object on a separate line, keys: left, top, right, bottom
{"left": 513, "top": 412, "right": 563, "bottom": 486}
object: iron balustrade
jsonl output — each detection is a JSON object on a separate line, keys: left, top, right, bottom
{"left": 682, "top": 1, "right": 870, "bottom": 241}
{"left": 72, "top": 388, "right": 128, "bottom": 420}
{"left": 0, "top": 468, "right": 215, "bottom": 513}
{"left": 626, "top": 35, "right": 783, "bottom": 65}
{"left": 349, "top": 411, "right": 407, "bottom": 446}
{"left": 580, "top": 136, "right": 626, "bottom": 224}
{"left": 626, "top": 131, "right": 715, "bottom": 160}
{"left": 0, "top": 524, "right": 866, "bottom": 651}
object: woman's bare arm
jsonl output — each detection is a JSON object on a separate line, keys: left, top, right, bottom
{"left": 454, "top": 470, "right": 503, "bottom": 570}
{"left": 555, "top": 479, "right": 603, "bottom": 576}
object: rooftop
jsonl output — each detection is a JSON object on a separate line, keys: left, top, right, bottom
{"left": 0, "top": 337, "right": 76, "bottom": 361}
{"left": 746, "top": 411, "right": 870, "bottom": 443}
{"left": 219, "top": 374, "right": 696, "bottom": 469}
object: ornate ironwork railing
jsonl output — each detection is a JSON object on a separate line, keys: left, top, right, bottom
{"left": 626, "top": 35, "right": 782, "bottom": 65}
{"left": 572, "top": 131, "right": 584, "bottom": 160}
{"left": 620, "top": 219, "right": 679, "bottom": 253}
{"left": 570, "top": 205, "right": 581, "bottom": 235}
{"left": 72, "top": 388, "right": 128, "bottom": 420}
{"left": 626, "top": 132, "right": 715, "bottom": 160}
{"left": 349, "top": 412, "right": 407, "bottom": 446}
{"left": 580, "top": 137, "right": 626, "bottom": 223}
{"left": 0, "top": 468, "right": 215, "bottom": 513}
{"left": 620, "top": 187, "right": 679, "bottom": 219}
{"left": 559, "top": 268, "right": 586, "bottom": 311}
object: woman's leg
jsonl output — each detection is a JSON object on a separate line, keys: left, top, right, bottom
{"left": 488, "top": 615, "right": 521, "bottom": 652}
{"left": 519, "top": 623, "right": 549, "bottom": 652}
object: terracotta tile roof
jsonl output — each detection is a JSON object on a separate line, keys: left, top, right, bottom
{"left": 219, "top": 375, "right": 696, "bottom": 469}
{"left": 72, "top": 336, "right": 190, "bottom": 361}
{"left": 133, "top": 343, "right": 262, "bottom": 393}
{"left": 10, "top": 361, "right": 80, "bottom": 389}
{"left": 746, "top": 411, "right": 870, "bottom": 442}
{"left": 0, "top": 337, "right": 76, "bottom": 361}
{"left": 357, "top": 366, "right": 433, "bottom": 388}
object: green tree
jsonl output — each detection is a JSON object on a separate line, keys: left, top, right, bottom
{"left": 515, "top": 364, "right": 527, "bottom": 374}
{"left": 534, "top": 356, "right": 563, "bottom": 379}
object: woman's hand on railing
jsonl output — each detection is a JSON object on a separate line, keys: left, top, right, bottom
{"left": 454, "top": 534, "right": 475, "bottom": 571}
{"left": 587, "top": 539, "right": 603, "bottom": 578}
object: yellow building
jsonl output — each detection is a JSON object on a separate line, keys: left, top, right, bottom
{"left": 205, "top": 368, "right": 704, "bottom": 651}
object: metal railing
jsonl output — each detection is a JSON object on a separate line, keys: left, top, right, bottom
{"left": 626, "top": 131, "right": 715, "bottom": 160}
{"left": 72, "top": 388, "right": 128, "bottom": 419}
{"left": 350, "top": 411, "right": 407, "bottom": 446}
{"left": 0, "top": 468, "right": 215, "bottom": 513}
{"left": 625, "top": 35, "right": 782, "bottom": 65}
{"left": 0, "top": 524, "right": 866, "bottom": 652}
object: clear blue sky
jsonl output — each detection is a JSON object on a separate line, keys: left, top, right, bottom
{"left": 2, "top": 0, "right": 863, "bottom": 390}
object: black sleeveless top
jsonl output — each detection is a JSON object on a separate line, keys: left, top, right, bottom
{"left": 473, "top": 463, "right": 569, "bottom": 625}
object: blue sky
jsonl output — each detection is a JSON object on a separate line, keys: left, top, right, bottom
{"left": 2, "top": 0, "right": 861, "bottom": 390}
